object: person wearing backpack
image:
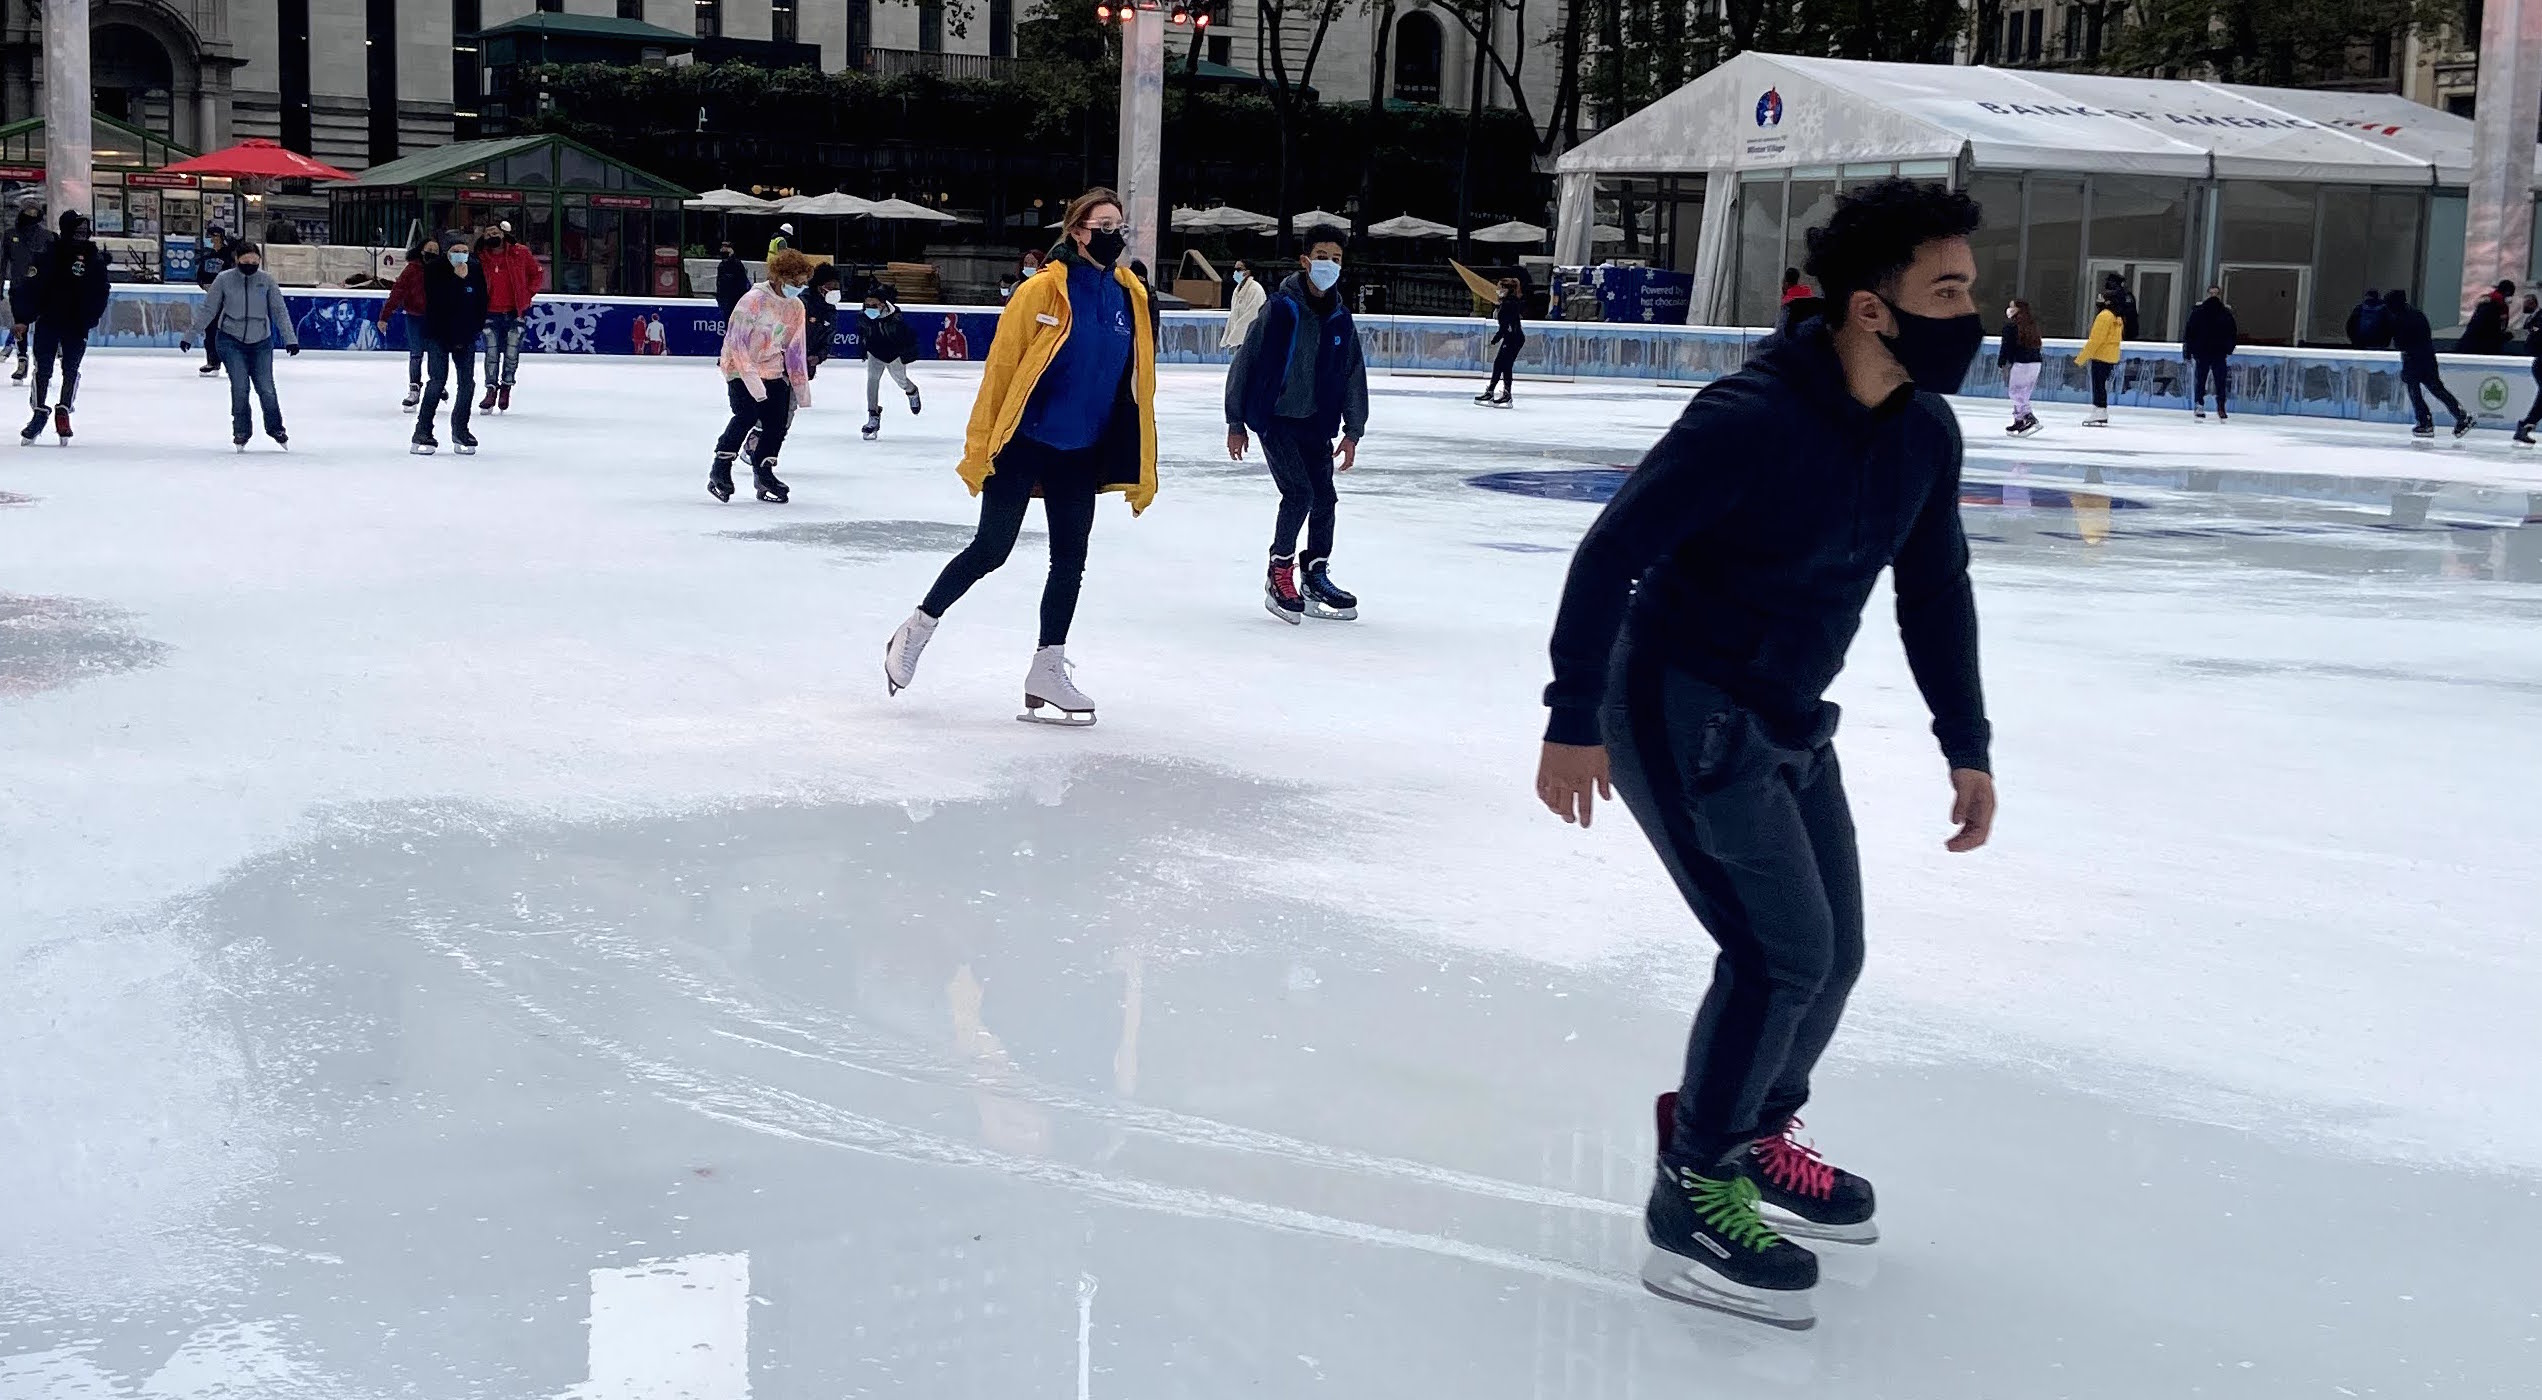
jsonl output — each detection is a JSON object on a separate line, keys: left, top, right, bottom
{"left": 2346, "top": 289, "right": 2391, "bottom": 349}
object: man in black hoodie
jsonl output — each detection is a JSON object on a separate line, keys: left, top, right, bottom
{"left": 2181, "top": 285, "right": 2237, "bottom": 421}
{"left": 1534, "top": 179, "right": 1995, "bottom": 1330}
{"left": 4, "top": 197, "right": 54, "bottom": 384}
{"left": 713, "top": 242, "right": 749, "bottom": 321}
{"left": 2383, "top": 288, "right": 2471, "bottom": 439}
{"left": 23, "top": 212, "right": 111, "bottom": 445}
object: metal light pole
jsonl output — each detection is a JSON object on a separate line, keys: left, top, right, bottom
{"left": 43, "top": 0, "right": 92, "bottom": 227}
{"left": 2463, "top": 0, "right": 2542, "bottom": 316}
{"left": 1097, "top": 0, "right": 1201, "bottom": 277}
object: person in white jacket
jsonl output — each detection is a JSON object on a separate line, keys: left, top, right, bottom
{"left": 1221, "top": 261, "right": 1266, "bottom": 350}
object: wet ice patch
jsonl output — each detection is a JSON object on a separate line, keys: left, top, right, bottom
{"left": 0, "top": 593, "right": 169, "bottom": 697}
{"left": 721, "top": 518, "right": 1004, "bottom": 559}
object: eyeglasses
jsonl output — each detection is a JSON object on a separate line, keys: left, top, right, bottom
{"left": 1085, "top": 221, "right": 1131, "bottom": 236}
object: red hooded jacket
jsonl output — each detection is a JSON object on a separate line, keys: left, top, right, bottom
{"left": 483, "top": 242, "right": 545, "bottom": 315}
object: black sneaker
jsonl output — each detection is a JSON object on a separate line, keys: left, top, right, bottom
{"left": 1640, "top": 1095, "right": 1818, "bottom": 1329}
{"left": 1737, "top": 1114, "right": 1878, "bottom": 1244}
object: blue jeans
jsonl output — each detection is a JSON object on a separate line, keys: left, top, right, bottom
{"left": 401, "top": 315, "right": 425, "bottom": 384}
{"left": 218, "top": 336, "right": 284, "bottom": 440}
{"left": 417, "top": 342, "right": 475, "bottom": 440}
{"left": 483, "top": 312, "right": 523, "bottom": 386}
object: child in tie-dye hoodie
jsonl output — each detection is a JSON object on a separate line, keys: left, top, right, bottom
{"left": 710, "top": 246, "right": 815, "bottom": 504}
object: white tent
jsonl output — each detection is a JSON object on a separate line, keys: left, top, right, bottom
{"left": 1172, "top": 204, "right": 1278, "bottom": 233}
{"left": 1552, "top": 51, "right": 2542, "bottom": 332}
{"left": 1471, "top": 219, "right": 1547, "bottom": 245}
{"left": 785, "top": 191, "right": 875, "bottom": 216}
{"left": 1286, "top": 209, "right": 1351, "bottom": 231}
{"left": 1367, "top": 213, "right": 1458, "bottom": 239}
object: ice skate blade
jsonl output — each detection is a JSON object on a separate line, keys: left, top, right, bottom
{"left": 1018, "top": 699, "right": 1096, "bottom": 727}
{"left": 454, "top": 444, "right": 477, "bottom": 456}
{"left": 1638, "top": 1249, "right": 1815, "bottom": 1330}
{"left": 1305, "top": 602, "right": 1358, "bottom": 621}
{"left": 411, "top": 444, "right": 436, "bottom": 455}
{"left": 1758, "top": 1207, "right": 1878, "bottom": 1245}
{"left": 1263, "top": 592, "right": 1303, "bottom": 625}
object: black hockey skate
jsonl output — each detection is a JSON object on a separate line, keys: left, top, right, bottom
{"left": 2453, "top": 413, "right": 2474, "bottom": 438}
{"left": 1264, "top": 556, "right": 1305, "bottom": 625}
{"left": 905, "top": 384, "right": 922, "bottom": 415}
{"left": 410, "top": 432, "right": 438, "bottom": 456}
{"left": 2411, "top": 423, "right": 2437, "bottom": 439}
{"left": 234, "top": 434, "right": 251, "bottom": 452}
{"left": 20, "top": 405, "right": 47, "bottom": 445}
{"left": 708, "top": 452, "right": 736, "bottom": 503}
{"left": 1302, "top": 559, "right": 1357, "bottom": 620}
{"left": 1736, "top": 1113, "right": 1878, "bottom": 1245}
{"left": 52, "top": 404, "right": 70, "bottom": 443}
{"left": 453, "top": 427, "right": 478, "bottom": 456}
{"left": 753, "top": 458, "right": 790, "bottom": 504}
{"left": 2516, "top": 424, "right": 2537, "bottom": 447}
{"left": 270, "top": 430, "right": 288, "bottom": 450}
{"left": 1641, "top": 1095, "right": 1818, "bottom": 1329}
{"left": 402, "top": 383, "right": 422, "bottom": 409}
{"left": 862, "top": 410, "right": 881, "bottom": 441}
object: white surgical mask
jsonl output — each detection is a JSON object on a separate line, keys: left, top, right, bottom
{"left": 1233, "top": 270, "right": 1247, "bottom": 285}
{"left": 448, "top": 252, "right": 470, "bottom": 269}
{"left": 780, "top": 282, "right": 804, "bottom": 299}
{"left": 1307, "top": 257, "right": 1341, "bottom": 292}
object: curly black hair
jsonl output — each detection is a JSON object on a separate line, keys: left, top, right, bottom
{"left": 1299, "top": 224, "right": 1350, "bottom": 253}
{"left": 1801, "top": 177, "right": 1984, "bottom": 308}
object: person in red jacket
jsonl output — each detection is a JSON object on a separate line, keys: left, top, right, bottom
{"left": 476, "top": 223, "right": 544, "bottom": 412}
{"left": 377, "top": 236, "right": 434, "bottom": 409}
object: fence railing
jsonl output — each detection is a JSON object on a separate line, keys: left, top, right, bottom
{"left": 860, "top": 48, "right": 1027, "bottom": 83}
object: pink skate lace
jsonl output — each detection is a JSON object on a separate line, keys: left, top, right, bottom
{"left": 1753, "top": 1119, "right": 1836, "bottom": 1199}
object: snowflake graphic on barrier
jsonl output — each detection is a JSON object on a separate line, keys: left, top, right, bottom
{"left": 523, "top": 302, "right": 609, "bottom": 354}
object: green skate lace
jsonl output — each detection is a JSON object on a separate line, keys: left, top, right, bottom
{"left": 1678, "top": 1168, "right": 1783, "bottom": 1252}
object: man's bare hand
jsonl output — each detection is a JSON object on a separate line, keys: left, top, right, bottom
{"left": 1334, "top": 436, "right": 1358, "bottom": 472}
{"left": 1226, "top": 427, "right": 1249, "bottom": 460}
{"left": 1947, "top": 768, "right": 1996, "bottom": 852}
{"left": 1536, "top": 742, "right": 1614, "bottom": 828}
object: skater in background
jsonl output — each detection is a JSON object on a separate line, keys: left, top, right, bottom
{"left": 768, "top": 223, "right": 795, "bottom": 257}
{"left": 883, "top": 186, "right": 1157, "bottom": 726}
{"left": 707, "top": 246, "right": 814, "bottom": 505}
{"left": 2100, "top": 271, "right": 2141, "bottom": 338}
{"left": 1776, "top": 267, "right": 1821, "bottom": 331}
{"left": 2182, "top": 284, "right": 2237, "bottom": 421}
{"left": 935, "top": 314, "right": 969, "bottom": 361}
{"left": 803, "top": 263, "right": 843, "bottom": 377}
{"left": 378, "top": 235, "right": 433, "bottom": 408}
{"left": 2519, "top": 292, "right": 2542, "bottom": 355}
{"left": 1479, "top": 276, "right": 1526, "bottom": 405}
{"left": 412, "top": 231, "right": 488, "bottom": 456}
{"left": 22, "top": 211, "right": 109, "bottom": 446}
{"left": 2457, "top": 279, "right": 2515, "bottom": 355}
{"left": 2075, "top": 286, "right": 2124, "bottom": 426}
{"left": 2384, "top": 289, "right": 2471, "bottom": 439}
{"left": 478, "top": 223, "right": 543, "bottom": 413}
{"left": 194, "top": 223, "right": 240, "bottom": 376}
{"left": 714, "top": 241, "right": 749, "bottom": 320}
{"left": 645, "top": 313, "right": 667, "bottom": 356}
{"left": 182, "top": 241, "right": 299, "bottom": 450}
{"left": 858, "top": 283, "right": 921, "bottom": 441}
{"left": 1221, "top": 259, "right": 1265, "bottom": 350}
{"left": 1226, "top": 224, "right": 1368, "bottom": 625}
{"left": 1997, "top": 297, "right": 2042, "bottom": 434}
{"left": 1535, "top": 178, "right": 1996, "bottom": 1331}
{"left": 4, "top": 196, "right": 51, "bottom": 385}
{"left": 2513, "top": 300, "right": 2542, "bottom": 444}
{"left": 2346, "top": 288, "right": 2391, "bottom": 348}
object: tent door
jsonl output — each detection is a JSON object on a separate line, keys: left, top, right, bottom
{"left": 2088, "top": 258, "right": 2184, "bottom": 342}
{"left": 2219, "top": 264, "right": 2310, "bottom": 348}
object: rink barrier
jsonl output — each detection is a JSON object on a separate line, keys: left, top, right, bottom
{"left": 82, "top": 285, "right": 2542, "bottom": 431}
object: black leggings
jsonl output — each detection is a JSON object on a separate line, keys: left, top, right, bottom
{"left": 1601, "top": 639, "right": 1864, "bottom": 1166}
{"left": 920, "top": 435, "right": 1100, "bottom": 648}
{"left": 716, "top": 379, "right": 794, "bottom": 465}
{"left": 2407, "top": 375, "right": 2465, "bottom": 428}
{"left": 1487, "top": 337, "right": 1523, "bottom": 397}
{"left": 2089, "top": 358, "right": 2113, "bottom": 409}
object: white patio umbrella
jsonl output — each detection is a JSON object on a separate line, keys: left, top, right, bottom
{"left": 1367, "top": 213, "right": 1459, "bottom": 240}
{"left": 1471, "top": 219, "right": 1547, "bottom": 245}
{"left": 1174, "top": 204, "right": 1278, "bottom": 234}
{"left": 787, "top": 191, "right": 875, "bottom": 216}
{"left": 683, "top": 187, "right": 778, "bottom": 212}
{"left": 863, "top": 197, "right": 961, "bottom": 224}
{"left": 1591, "top": 223, "right": 1628, "bottom": 244}
{"left": 1285, "top": 208, "right": 1351, "bottom": 231}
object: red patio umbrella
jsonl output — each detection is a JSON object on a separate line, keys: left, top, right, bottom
{"left": 157, "top": 138, "right": 355, "bottom": 182}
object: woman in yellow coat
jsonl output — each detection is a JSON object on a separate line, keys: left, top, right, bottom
{"left": 882, "top": 186, "right": 1158, "bottom": 725}
{"left": 2075, "top": 289, "right": 2124, "bottom": 426}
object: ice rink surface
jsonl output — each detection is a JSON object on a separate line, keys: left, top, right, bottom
{"left": 4, "top": 352, "right": 2539, "bottom": 1398}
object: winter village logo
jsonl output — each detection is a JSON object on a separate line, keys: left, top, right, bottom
{"left": 2480, "top": 375, "right": 2511, "bottom": 412}
{"left": 1743, "top": 87, "right": 1791, "bottom": 163}
{"left": 1755, "top": 88, "right": 1784, "bottom": 128}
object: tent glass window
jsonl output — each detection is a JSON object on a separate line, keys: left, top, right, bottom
{"left": 2421, "top": 191, "right": 2467, "bottom": 328}
{"left": 1966, "top": 173, "right": 2023, "bottom": 314}
{"left": 2312, "top": 187, "right": 2421, "bottom": 342}
{"left": 2219, "top": 181, "right": 2316, "bottom": 265}
{"left": 2026, "top": 177, "right": 2085, "bottom": 335}
{"left": 2088, "top": 176, "right": 2188, "bottom": 263}
{"left": 1735, "top": 172, "right": 1786, "bottom": 327}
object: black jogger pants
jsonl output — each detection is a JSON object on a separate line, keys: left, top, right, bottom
{"left": 919, "top": 434, "right": 1100, "bottom": 648}
{"left": 1601, "top": 636, "right": 1866, "bottom": 1166}
{"left": 1260, "top": 420, "right": 1338, "bottom": 564}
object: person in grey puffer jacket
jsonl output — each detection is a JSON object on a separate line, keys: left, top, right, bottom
{"left": 182, "top": 241, "right": 300, "bottom": 448}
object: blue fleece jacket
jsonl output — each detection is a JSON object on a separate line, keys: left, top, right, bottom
{"left": 1018, "top": 259, "right": 1134, "bottom": 451}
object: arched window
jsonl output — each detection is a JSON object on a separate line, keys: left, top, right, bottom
{"left": 1393, "top": 11, "right": 1443, "bottom": 105}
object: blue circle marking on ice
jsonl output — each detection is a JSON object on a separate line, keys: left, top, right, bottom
{"left": 1466, "top": 469, "right": 2149, "bottom": 513}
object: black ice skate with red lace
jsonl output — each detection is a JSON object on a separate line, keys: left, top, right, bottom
{"left": 1737, "top": 1117, "right": 1878, "bottom": 1244}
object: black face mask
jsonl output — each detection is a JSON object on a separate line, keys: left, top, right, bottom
{"left": 1877, "top": 299, "right": 1984, "bottom": 395}
{"left": 1084, "top": 227, "right": 1127, "bottom": 268}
